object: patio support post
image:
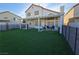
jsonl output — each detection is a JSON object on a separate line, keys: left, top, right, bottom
{"left": 54, "top": 17, "right": 56, "bottom": 31}
{"left": 59, "top": 6, "right": 64, "bottom": 34}
{"left": 38, "top": 17, "right": 40, "bottom": 32}
{"left": 25, "top": 19, "right": 27, "bottom": 30}
{"left": 20, "top": 20, "right": 21, "bottom": 29}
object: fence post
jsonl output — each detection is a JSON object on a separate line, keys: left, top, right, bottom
{"left": 57, "top": 26, "right": 60, "bottom": 33}
{"left": 65, "top": 26, "right": 67, "bottom": 39}
{"left": 62, "top": 25, "right": 63, "bottom": 34}
{"left": 68, "top": 26, "right": 70, "bottom": 41}
{"left": 1, "top": 24, "right": 2, "bottom": 31}
{"left": 6, "top": 23, "right": 8, "bottom": 30}
{"left": 74, "top": 28, "right": 78, "bottom": 54}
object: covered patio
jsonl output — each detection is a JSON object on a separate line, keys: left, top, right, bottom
{"left": 26, "top": 15, "right": 60, "bottom": 31}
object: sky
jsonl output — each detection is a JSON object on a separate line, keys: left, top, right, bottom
{"left": 0, "top": 3, "right": 76, "bottom": 18}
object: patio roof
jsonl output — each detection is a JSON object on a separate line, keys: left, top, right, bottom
{"left": 26, "top": 14, "right": 60, "bottom": 20}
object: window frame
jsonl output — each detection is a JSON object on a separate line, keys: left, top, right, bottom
{"left": 27, "top": 12, "right": 31, "bottom": 16}
{"left": 34, "top": 11, "right": 39, "bottom": 15}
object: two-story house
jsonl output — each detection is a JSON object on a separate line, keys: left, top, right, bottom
{"left": 25, "top": 4, "right": 61, "bottom": 29}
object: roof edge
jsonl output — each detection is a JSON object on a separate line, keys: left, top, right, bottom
{"left": 25, "top": 4, "right": 60, "bottom": 14}
{"left": 0, "top": 11, "right": 22, "bottom": 19}
{"left": 64, "top": 3, "right": 79, "bottom": 16}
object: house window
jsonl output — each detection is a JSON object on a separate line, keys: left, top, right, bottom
{"left": 13, "top": 18, "right": 16, "bottom": 21}
{"left": 34, "top": 11, "right": 39, "bottom": 15}
{"left": 4, "top": 17, "right": 8, "bottom": 19}
{"left": 23, "top": 20, "right": 26, "bottom": 23}
{"left": 75, "top": 19, "right": 79, "bottom": 22}
{"left": 48, "top": 13, "right": 53, "bottom": 16}
{"left": 0, "top": 20, "right": 10, "bottom": 22}
{"left": 27, "top": 13, "right": 31, "bottom": 16}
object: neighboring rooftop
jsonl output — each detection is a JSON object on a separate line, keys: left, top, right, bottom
{"left": 0, "top": 11, "right": 22, "bottom": 18}
{"left": 65, "top": 3, "right": 79, "bottom": 16}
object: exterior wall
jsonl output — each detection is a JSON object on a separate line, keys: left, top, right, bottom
{"left": 74, "top": 5, "right": 79, "bottom": 17}
{"left": 25, "top": 4, "right": 59, "bottom": 18}
{"left": 0, "top": 12, "right": 22, "bottom": 23}
{"left": 42, "top": 8, "right": 58, "bottom": 16}
{"left": 26, "top": 5, "right": 42, "bottom": 18}
{"left": 64, "top": 4, "right": 79, "bottom": 26}
{"left": 64, "top": 8, "right": 74, "bottom": 25}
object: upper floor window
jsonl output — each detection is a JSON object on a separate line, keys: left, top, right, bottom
{"left": 34, "top": 11, "right": 39, "bottom": 15}
{"left": 27, "top": 13, "right": 31, "bottom": 16}
{"left": 48, "top": 13, "right": 53, "bottom": 16}
{"left": 13, "top": 18, "right": 16, "bottom": 21}
{"left": 4, "top": 17, "right": 8, "bottom": 19}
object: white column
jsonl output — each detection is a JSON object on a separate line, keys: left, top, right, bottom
{"left": 54, "top": 18, "right": 56, "bottom": 30}
{"left": 59, "top": 6, "right": 64, "bottom": 34}
{"left": 25, "top": 19, "right": 27, "bottom": 30}
{"left": 20, "top": 20, "right": 21, "bottom": 29}
{"left": 38, "top": 17, "right": 40, "bottom": 31}
{"left": 59, "top": 15, "right": 64, "bottom": 33}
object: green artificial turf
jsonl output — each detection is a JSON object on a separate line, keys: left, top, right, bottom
{"left": 0, "top": 29, "right": 73, "bottom": 55}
